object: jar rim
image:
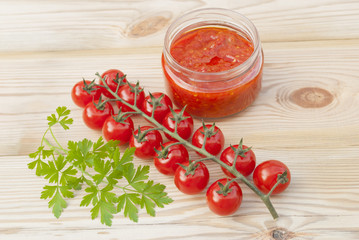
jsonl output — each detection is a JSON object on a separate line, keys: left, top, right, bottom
{"left": 163, "top": 8, "right": 261, "bottom": 82}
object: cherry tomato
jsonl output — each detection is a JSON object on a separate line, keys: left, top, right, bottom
{"left": 192, "top": 124, "right": 225, "bottom": 156}
{"left": 174, "top": 161, "right": 209, "bottom": 195}
{"left": 206, "top": 178, "right": 243, "bottom": 216}
{"left": 220, "top": 144, "right": 256, "bottom": 178}
{"left": 142, "top": 92, "right": 173, "bottom": 123}
{"left": 154, "top": 141, "right": 189, "bottom": 176}
{"left": 82, "top": 100, "right": 114, "bottom": 130}
{"left": 253, "top": 160, "right": 291, "bottom": 195}
{"left": 102, "top": 115, "right": 134, "bottom": 145}
{"left": 129, "top": 126, "right": 163, "bottom": 159}
{"left": 162, "top": 109, "right": 194, "bottom": 141}
{"left": 116, "top": 83, "right": 145, "bottom": 112}
{"left": 71, "top": 80, "right": 101, "bottom": 108}
{"left": 99, "top": 69, "right": 127, "bottom": 98}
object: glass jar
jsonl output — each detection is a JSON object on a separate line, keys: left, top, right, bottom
{"left": 161, "top": 8, "right": 263, "bottom": 118}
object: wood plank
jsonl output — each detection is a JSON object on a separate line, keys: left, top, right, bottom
{"left": 1, "top": 0, "right": 358, "bottom": 52}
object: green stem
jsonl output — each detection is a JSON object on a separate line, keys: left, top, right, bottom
{"left": 161, "top": 141, "right": 183, "bottom": 153}
{"left": 43, "top": 138, "right": 64, "bottom": 155}
{"left": 40, "top": 127, "right": 51, "bottom": 147}
{"left": 49, "top": 128, "right": 65, "bottom": 151}
{"left": 151, "top": 103, "right": 157, "bottom": 119}
{"left": 266, "top": 177, "right": 285, "bottom": 197}
{"left": 193, "top": 157, "right": 215, "bottom": 163}
{"left": 201, "top": 133, "right": 208, "bottom": 151}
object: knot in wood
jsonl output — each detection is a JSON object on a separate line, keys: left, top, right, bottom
{"left": 128, "top": 15, "right": 170, "bottom": 38}
{"left": 272, "top": 228, "right": 288, "bottom": 240}
{"left": 255, "top": 227, "right": 299, "bottom": 240}
{"left": 289, "top": 87, "right": 333, "bottom": 108}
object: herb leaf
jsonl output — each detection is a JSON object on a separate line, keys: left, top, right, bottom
{"left": 47, "top": 106, "right": 73, "bottom": 130}
{"left": 42, "top": 186, "right": 67, "bottom": 218}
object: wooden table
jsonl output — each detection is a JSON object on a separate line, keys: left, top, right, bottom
{"left": 1, "top": 1, "right": 359, "bottom": 239}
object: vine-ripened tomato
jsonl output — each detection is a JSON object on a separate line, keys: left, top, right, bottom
{"left": 71, "top": 80, "right": 101, "bottom": 108}
{"left": 253, "top": 160, "right": 291, "bottom": 195}
{"left": 154, "top": 141, "right": 189, "bottom": 176}
{"left": 116, "top": 83, "right": 145, "bottom": 112}
{"left": 174, "top": 161, "right": 209, "bottom": 195}
{"left": 142, "top": 92, "right": 173, "bottom": 123}
{"left": 162, "top": 109, "right": 194, "bottom": 141}
{"left": 102, "top": 115, "right": 134, "bottom": 145}
{"left": 206, "top": 178, "right": 243, "bottom": 216}
{"left": 192, "top": 124, "right": 225, "bottom": 156}
{"left": 82, "top": 101, "right": 114, "bottom": 130}
{"left": 220, "top": 144, "right": 256, "bottom": 178}
{"left": 99, "top": 69, "right": 127, "bottom": 98}
{"left": 129, "top": 126, "right": 163, "bottom": 159}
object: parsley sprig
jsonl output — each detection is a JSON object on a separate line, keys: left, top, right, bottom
{"left": 28, "top": 106, "right": 173, "bottom": 226}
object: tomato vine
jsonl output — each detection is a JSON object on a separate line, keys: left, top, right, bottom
{"left": 93, "top": 71, "right": 289, "bottom": 219}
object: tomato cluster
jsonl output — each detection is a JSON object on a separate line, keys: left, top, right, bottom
{"left": 72, "top": 69, "right": 291, "bottom": 217}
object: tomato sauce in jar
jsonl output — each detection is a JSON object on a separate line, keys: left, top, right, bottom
{"left": 162, "top": 8, "right": 263, "bottom": 118}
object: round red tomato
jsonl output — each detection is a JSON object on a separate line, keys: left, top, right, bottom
{"left": 142, "top": 92, "right": 173, "bottom": 123}
{"left": 102, "top": 115, "right": 134, "bottom": 145}
{"left": 206, "top": 178, "right": 243, "bottom": 216}
{"left": 82, "top": 100, "right": 114, "bottom": 130}
{"left": 162, "top": 109, "right": 193, "bottom": 141}
{"left": 154, "top": 141, "right": 189, "bottom": 176}
{"left": 253, "top": 160, "right": 291, "bottom": 195}
{"left": 192, "top": 124, "right": 225, "bottom": 156}
{"left": 71, "top": 80, "right": 101, "bottom": 108}
{"left": 174, "top": 161, "right": 209, "bottom": 195}
{"left": 220, "top": 144, "right": 256, "bottom": 178}
{"left": 99, "top": 69, "right": 127, "bottom": 98}
{"left": 116, "top": 83, "right": 145, "bottom": 112}
{"left": 129, "top": 126, "right": 163, "bottom": 159}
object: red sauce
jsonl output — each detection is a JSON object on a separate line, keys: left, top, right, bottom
{"left": 170, "top": 27, "right": 254, "bottom": 72}
{"left": 162, "top": 26, "right": 263, "bottom": 118}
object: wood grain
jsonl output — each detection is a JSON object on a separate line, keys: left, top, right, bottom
{"left": 1, "top": 0, "right": 359, "bottom": 239}
{"left": 1, "top": 0, "right": 359, "bottom": 52}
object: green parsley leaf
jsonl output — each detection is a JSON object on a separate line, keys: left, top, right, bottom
{"left": 56, "top": 106, "right": 71, "bottom": 117}
{"left": 140, "top": 180, "right": 173, "bottom": 209}
{"left": 93, "top": 158, "right": 112, "bottom": 185}
{"left": 100, "top": 185, "right": 117, "bottom": 203}
{"left": 60, "top": 166, "right": 78, "bottom": 186}
{"left": 132, "top": 165, "right": 150, "bottom": 183}
{"left": 123, "top": 163, "right": 136, "bottom": 184}
{"left": 45, "top": 187, "right": 67, "bottom": 218}
{"left": 29, "top": 146, "right": 54, "bottom": 160}
{"left": 140, "top": 195, "right": 156, "bottom": 217}
{"left": 117, "top": 147, "right": 136, "bottom": 166}
{"left": 66, "top": 139, "right": 95, "bottom": 169}
{"left": 117, "top": 193, "right": 141, "bottom": 222}
{"left": 41, "top": 185, "right": 57, "bottom": 199}
{"left": 43, "top": 161, "right": 60, "bottom": 184}
{"left": 47, "top": 106, "right": 73, "bottom": 130}
{"left": 59, "top": 186, "right": 74, "bottom": 199}
{"left": 59, "top": 116, "right": 73, "bottom": 130}
{"left": 47, "top": 113, "right": 57, "bottom": 127}
{"left": 80, "top": 186, "right": 98, "bottom": 207}
{"left": 28, "top": 158, "right": 49, "bottom": 176}
{"left": 91, "top": 200, "right": 117, "bottom": 226}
